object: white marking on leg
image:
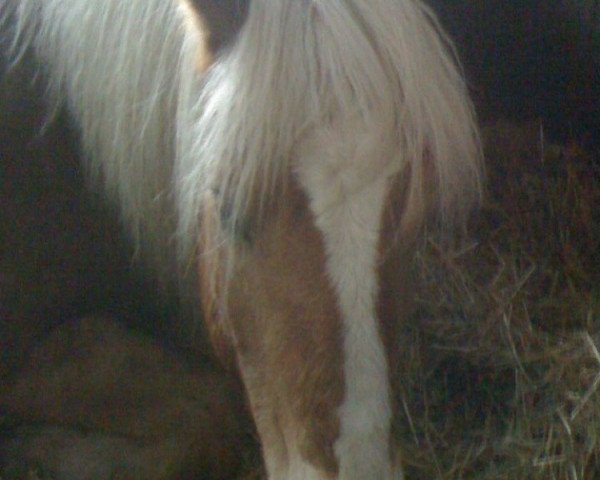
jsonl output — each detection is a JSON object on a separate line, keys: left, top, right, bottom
{"left": 297, "top": 120, "right": 403, "bottom": 480}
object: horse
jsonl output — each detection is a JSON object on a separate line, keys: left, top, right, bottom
{"left": 1, "top": 0, "right": 483, "bottom": 478}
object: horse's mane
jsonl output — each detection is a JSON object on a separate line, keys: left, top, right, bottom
{"left": 177, "top": 0, "right": 483, "bottom": 264}
{"left": 4, "top": 0, "right": 203, "bottom": 286}
{"left": 6, "top": 0, "right": 483, "bottom": 285}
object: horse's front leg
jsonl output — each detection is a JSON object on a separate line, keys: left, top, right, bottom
{"left": 199, "top": 184, "right": 403, "bottom": 479}
{"left": 200, "top": 186, "right": 344, "bottom": 478}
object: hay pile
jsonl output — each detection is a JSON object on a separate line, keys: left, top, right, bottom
{"left": 398, "top": 120, "right": 599, "bottom": 479}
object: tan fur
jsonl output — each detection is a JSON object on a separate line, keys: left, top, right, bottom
{"left": 198, "top": 190, "right": 237, "bottom": 371}
{"left": 179, "top": 0, "right": 214, "bottom": 72}
{"left": 199, "top": 183, "right": 345, "bottom": 476}
{"left": 184, "top": 0, "right": 249, "bottom": 52}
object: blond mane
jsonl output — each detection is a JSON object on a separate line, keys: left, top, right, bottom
{"left": 8, "top": 0, "right": 483, "bottom": 288}
{"left": 177, "top": 0, "right": 483, "bottom": 266}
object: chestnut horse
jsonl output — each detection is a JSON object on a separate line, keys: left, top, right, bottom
{"left": 3, "top": 0, "right": 482, "bottom": 478}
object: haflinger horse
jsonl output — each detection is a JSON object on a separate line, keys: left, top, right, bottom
{"left": 3, "top": 0, "right": 482, "bottom": 478}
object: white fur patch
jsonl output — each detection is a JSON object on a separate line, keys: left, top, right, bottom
{"left": 297, "top": 119, "right": 403, "bottom": 480}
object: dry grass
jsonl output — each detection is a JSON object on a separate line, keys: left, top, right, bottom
{"left": 395, "top": 120, "right": 599, "bottom": 479}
